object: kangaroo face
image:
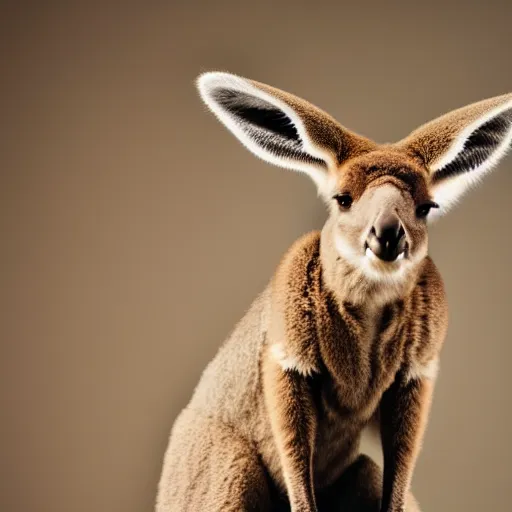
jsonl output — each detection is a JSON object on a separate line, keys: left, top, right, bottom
{"left": 327, "top": 151, "right": 435, "bottom": 282}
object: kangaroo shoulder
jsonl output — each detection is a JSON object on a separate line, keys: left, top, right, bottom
{"left": 266, "top": 231, "right": 323, "bottom": 377}
{"left": 403, "top": 257, "right": 449, "bottom": 382}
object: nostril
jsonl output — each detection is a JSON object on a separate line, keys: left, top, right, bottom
{"left": 370, "top": 226, "right": 376, "bottom": 236}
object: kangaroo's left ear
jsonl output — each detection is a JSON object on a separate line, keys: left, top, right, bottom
{"left": 397, "top": 93, "right": 512, "bottom": 220}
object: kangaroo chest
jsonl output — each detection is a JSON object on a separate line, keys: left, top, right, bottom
{"left": 310, "top": 298, "right": 413, "bottom": 488}
{"left": 317, "top": 299, "right": 409, "bottom": 412}
{"left": 280, "top": 234, "right": 413, "bottom": 412}
{"left": 263, "top": 234, "right": 444, "bottom": 493}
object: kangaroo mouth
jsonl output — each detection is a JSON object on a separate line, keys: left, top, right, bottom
{"left": 364, "top": 240, "right": 409, "bottom": 263}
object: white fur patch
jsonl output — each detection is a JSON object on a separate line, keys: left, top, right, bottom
{"left": 270, "top": 342, "right": 317, "bottom": 376}
{"left": 405, "top": 358, "right": 439, "bottom": 383}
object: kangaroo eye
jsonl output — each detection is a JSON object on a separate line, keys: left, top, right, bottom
{"left": 416, "top": 201, "right": 439, "bottom": 219}
{"left": 334, "top": 194, "right": 353, "bottom": 210}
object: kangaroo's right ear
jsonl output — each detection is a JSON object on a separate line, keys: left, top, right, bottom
{"left": 197, "top": 72, "right": 376, "bottom": 193}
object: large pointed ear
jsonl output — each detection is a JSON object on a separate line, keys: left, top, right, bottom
{"left": 397, "top": 93, "right": 512, "bottom": 220}
{"left": 197, "top": 72, "right": 376, "bottom": 193}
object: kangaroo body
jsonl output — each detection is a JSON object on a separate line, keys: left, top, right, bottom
{"left": 156, "top": 72, "right": 512, "bottom": 512}
{"left": 157, "top": 233, "right": 443, "bottom": 512}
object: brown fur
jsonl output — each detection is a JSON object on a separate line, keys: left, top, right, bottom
{"left": 254, "top": 79, "right": 378, "bottom": 165}
{"left": 156, "top": 73, "right": 511, "bottom": 512}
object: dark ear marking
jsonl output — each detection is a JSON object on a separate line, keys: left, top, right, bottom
{"left": 433, "top": 107, "right": 512, "bottom": 182}
{"left": 212, "top": 89, "right": 300, "bottom": 141}
{"left": 210, "top": 87, "right": 326, "bottom": 167}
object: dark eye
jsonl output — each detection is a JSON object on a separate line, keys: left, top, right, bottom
{"left": 334, "top": 194, "right": 353, "bottom": 210}
{"left": 416, "top": 201, "right": 439, "bottom": 219}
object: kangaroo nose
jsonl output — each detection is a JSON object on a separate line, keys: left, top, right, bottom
{"left": 366, "top": 212, "right": 406, "bottom": 262}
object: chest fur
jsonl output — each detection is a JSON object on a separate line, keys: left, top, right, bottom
{"left": 315, "top": 298, "right": 410, "bottom": 417}
{"left": 266, "top": 232, "right": 445, "bottom": 491}
{"left": 271, "top": 233, "right": 435, "bottom": 415}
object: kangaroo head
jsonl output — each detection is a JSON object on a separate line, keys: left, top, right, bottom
{"left": 197, "top": 72, "right": 512, "bottom": 289}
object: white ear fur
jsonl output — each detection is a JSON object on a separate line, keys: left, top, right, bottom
{"left": 197, "top": 72, "right": 338, "bottom": 191}
{"left": 427, "top": 98, "right": 512, "bottom": 221}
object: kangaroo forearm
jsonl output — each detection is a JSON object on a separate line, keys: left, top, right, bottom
{"left": 262, "top": 347, "right": 318, "bottom": 511}
{"left": 380, "top": 373, "right": 433, "bottom": 512}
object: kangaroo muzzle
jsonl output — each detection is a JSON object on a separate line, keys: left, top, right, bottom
{"left": 366, "top": 211, "right": 407, "bottom": 262}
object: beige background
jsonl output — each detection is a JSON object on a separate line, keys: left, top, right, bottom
{"left": 1, "top": 2, "right": 511, "bottom": 511}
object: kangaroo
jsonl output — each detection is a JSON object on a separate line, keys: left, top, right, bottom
{"left": 156, "top": 72, "right": 512, "bottom": 512}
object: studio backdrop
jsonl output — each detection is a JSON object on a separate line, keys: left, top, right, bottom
{"left": 1, "top": 2, "right": 511, "bottom": 511}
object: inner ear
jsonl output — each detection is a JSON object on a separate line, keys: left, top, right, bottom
{"left": 433, "top": 106, "right": 512, "bottom": 183}
{"left": 209, "top": 85, "right": 326, "bottom": 170}
{"left": 212, "top": 89, "right": 300, "bottom": 142}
